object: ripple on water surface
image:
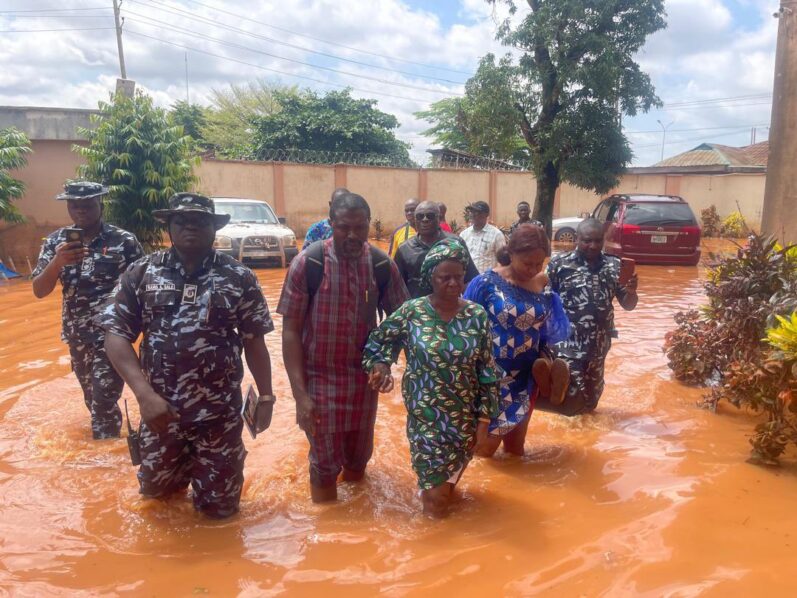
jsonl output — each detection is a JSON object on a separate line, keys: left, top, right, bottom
{"left": 3, "top": 244, "right": 797, "bottom": 595}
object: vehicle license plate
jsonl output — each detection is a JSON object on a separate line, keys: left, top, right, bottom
{"left": 651, "top": 235, "right": 668, "bottom": 244}
{"left": 246, "top": 250, "right": 270, "bottom": 257}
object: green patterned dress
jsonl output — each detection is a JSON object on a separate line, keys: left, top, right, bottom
{"left": 362, "top": 297, "right": 500, "bottom": 489}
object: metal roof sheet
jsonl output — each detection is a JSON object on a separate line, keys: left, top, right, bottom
{"left": 654, "top": 141, "right": 769, "bottom": 169}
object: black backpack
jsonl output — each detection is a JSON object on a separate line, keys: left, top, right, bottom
{"left": 304, "top": 240, "right": 391, "bottom": 322}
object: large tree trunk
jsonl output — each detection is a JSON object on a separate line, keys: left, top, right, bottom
{"left": 533, "top": 160, "right": 560, "bottom": 238}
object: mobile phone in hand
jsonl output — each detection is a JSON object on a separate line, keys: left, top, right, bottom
{"left": 64, "top": 227, "right": 84, "bottom": 245}
{"left": 619, "top": 257, "right": 636, "bottom": 285}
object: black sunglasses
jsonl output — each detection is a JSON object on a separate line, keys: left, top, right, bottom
{"left": 415, "top": 212, "right": 439, "bottom": 221}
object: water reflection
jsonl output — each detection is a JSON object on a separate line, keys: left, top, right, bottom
{"left": 1, "top": 240, "right": 797, "bottom": 595}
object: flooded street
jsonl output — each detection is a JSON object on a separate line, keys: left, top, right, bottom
{"left": 2, "top": 242, "right": 797, "bottom": 596}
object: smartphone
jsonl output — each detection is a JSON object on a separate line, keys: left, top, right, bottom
{"left": 64, "top": 227, "right": 84, "bottom": 245}
{"left": 619, "top": 257, "right": 636, "bottom": 285}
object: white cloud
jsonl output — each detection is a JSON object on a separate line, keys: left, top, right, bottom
{"left": 0, "top": 0, "right": 779, "bottom": 168}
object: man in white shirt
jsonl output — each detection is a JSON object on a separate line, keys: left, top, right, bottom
{"left": 459, "top": 200, "right": 506, "bottom": 273}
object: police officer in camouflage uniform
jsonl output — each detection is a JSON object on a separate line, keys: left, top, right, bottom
{"left": 102, "top": 193, "right": 275, "bottom": 518}
{"left": 32, "top": 181, "right": 144, "bottom": 439}
{"left": 544, "top": 219, "right": 638, "bottom": 415}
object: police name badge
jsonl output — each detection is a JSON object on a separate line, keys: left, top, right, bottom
{"left": 146, "top": 283, "right": 176, "bottom": 292}
{"left": 182, "top": 284, "right": 198, "bottom": 305}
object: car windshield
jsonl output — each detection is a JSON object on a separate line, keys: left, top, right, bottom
{"left": 623, "top": 202, "right": 696, "bottom": 226}
{"left": 214, "top": 201, "right": 278, "bottom": 224}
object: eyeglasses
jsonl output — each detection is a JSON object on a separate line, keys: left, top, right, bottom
{"left": 415, "top": 212, "right": 438, "bottom": 221}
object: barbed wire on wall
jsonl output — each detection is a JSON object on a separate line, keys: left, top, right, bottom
{"left": 250, "top": 148, "right": 417, "bottom": 168}
{"left": 426, "top": 151, "right": 532, "bottom": 172}
{"left": 241, "top": 148, "right": 533, "bottom": 171}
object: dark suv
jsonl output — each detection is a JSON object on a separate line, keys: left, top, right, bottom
{"left": 592, "top": 194, "right": 701, "bottom": 266}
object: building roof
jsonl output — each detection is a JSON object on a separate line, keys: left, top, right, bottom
{"left": 0, "top": 106, "right": 98, "bottom": 141}
{"left": 652, "top": 141, "right": 769, "bottom": 171}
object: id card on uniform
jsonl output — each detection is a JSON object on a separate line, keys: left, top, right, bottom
{"left": 182, "top": 283, "right": 198, "bottom": 304}
{"left": 241, "top": 385, "right": 275, "bottom": 439}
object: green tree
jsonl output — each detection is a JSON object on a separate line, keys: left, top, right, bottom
{"left": 170, "top": 100, "right": 207, "bottom": 147}
{"left": 202, "top": 80, "right": 290, "bottom": 158}
{"left": 415, "top": 67, "right": 530, "bottom": 163}
{"left": 250, "top": 88, "right": 413, "bottom": 165}
{"left": 434, "top": 0, "right": 665, "bottom": 232}
{"left": 0, "top": 127, "right": 32, "bottom": 224}
{"left": 75, "top": 91, "right": 196, "bottom": 251}
{"left": 415, "top": 98, "right": 471, "bottom": 153}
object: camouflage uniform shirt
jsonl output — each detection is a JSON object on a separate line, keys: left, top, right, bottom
{"left": 546, "top": 250, "right": 627, "bottom": 360}
{"left": 32, "top": 223, "right": 144, "bottom": 342}
{"left": 100, "top": 248, "right": 274, "bottom": 423}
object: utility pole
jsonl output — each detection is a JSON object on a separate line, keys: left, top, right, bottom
{"left": 762, "top": 1, "right": 797, "bottom": 243}
{"left": 112, "top": 0, "right": 127, "bottom": 79}
{"left": 656, "top": 120, "right": 674, "bottom": 162}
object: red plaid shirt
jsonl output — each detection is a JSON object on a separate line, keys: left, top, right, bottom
{"left": 277, "top": 239, "right": 408, "bottom": 433}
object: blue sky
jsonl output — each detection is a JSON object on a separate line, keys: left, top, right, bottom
{"left": 0, "top": 0, "right": 779, "bottom": 167}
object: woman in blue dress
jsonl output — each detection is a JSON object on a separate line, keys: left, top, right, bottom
{"left": 464, "top": 224, "right": 570, "bottom": 457}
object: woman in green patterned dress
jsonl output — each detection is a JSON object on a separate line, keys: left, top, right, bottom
{"left": 363, "top": 238, "right": 500, "bottom": 518}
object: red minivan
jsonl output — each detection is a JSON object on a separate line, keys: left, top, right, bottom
{"left": 592, "top": 194, "right": 702, "bottom": 266}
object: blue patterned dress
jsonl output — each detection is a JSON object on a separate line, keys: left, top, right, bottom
{"left": 464, "top": 270, "right": 570, "bottom": 436}
{"left": 302, "top": 218, "right": 332, "bottom": 248}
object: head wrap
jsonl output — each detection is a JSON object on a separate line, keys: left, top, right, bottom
{"left": 420, "top": 237, "right": 470, "bottom": 292}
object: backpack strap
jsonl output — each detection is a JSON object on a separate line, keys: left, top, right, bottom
{"left": 304, "top": 240, "right": 392, "bottom": 318}
{"left": 304, "top": 240, "right": 325, "bottom": 300}
{"left": 370, "top": 245, "right": 392, "bottom": 322}
{"left": 370, "top": 245, "right": 391, "bottom": 300}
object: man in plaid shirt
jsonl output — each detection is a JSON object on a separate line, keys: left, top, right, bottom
{"left": 279, "top": 192, "right": 409, "bottom": 503}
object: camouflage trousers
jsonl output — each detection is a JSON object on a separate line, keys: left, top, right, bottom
{"left": 545, "top": 331, "right": 611, "bottom": 416}
{"left": 68, "top": 339, "right": 124, "bottom": 439}
{"left": 552, "top": 354, "right": 607, "bottom": 416}
{"left": 137, "top": 415, "right": 246, "bottom": 518}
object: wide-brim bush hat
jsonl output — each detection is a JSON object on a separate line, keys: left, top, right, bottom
{"left": 56, "top": 181, "right": 109, "bottom": 201}
{"left": 152, "top": 192, "right": 230, "bottom": 230}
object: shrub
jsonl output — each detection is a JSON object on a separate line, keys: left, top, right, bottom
{"left": 0, "top": 127, "right": 32, "bottom": 224}
{"left": 75, "top": 90, "right": 197, "bottom": 251}
{"left": 700, "top": 205, "right": 721, "bottom": 238}
{"left": 720, "top": 211, "right": 747, "bottom": 238}
{"left": 664, "top": 234, "right": 797, "bottom": 464}
{"left": 373, "top": 218, "right": 384, "bottom": 241}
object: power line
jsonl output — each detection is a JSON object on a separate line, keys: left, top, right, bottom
{"left": 662, "top": 93, "right": 771, "bottom": 108}
{"left": 131, "top": 0, "right": 474, "bottom": 77}
{"left": 1, "top": 14, "right": 114, "bottom": 18}
{"left": 124, "top": 1, "right": 467, "bottom": 86}
{"left": 0, "top": 7, "right": 110, "bottom": 13}
{"left": 124, "top": 16, "right": 462, "bottom": 97}
{"left": 124, "top": 28, "right": 447, "bottom": 104}
{"left": 625, "top": 123, "right": 770, "bottom": 134}
{"left": 0, "top": 26, "right": 116, "bottom": 32}
{"left": 655, "top": 101, "right": 772, "bottom": 112}
{"left": 632, "top": 127, "right": 757, "bottom": 150}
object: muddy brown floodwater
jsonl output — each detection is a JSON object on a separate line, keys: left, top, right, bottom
{"left": 2, "top": 240, "right": 797, "bottom": 596}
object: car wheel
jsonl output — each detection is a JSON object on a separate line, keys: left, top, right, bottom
{"left": 555, "top": 228, "right": 576, "bottom": 243}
